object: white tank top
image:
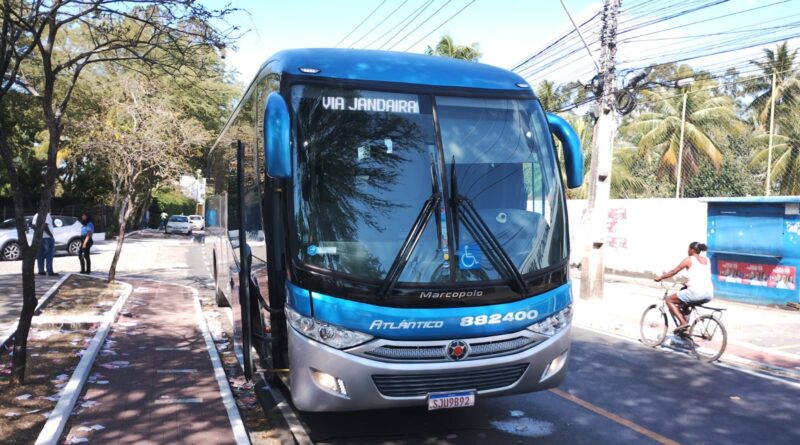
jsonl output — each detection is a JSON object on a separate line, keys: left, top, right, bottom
{"left": 687, "top": 256, "right": 713, "bottom": 293}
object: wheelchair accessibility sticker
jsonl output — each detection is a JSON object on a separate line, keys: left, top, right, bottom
{"left": 459, "top": 244, "right": 482, "bottom": 270}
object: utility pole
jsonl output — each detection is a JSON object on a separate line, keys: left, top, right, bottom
{"left": 675, "top": 92, "right": 688, "bottom": 199}
{"left": 765, "top": 71, "right": 777, "bottom": 196}
{"left": 580, "top": 0, "right": 619, "bottom": 300}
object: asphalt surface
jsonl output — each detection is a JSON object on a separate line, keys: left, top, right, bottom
{"left": 168, "top": 237, "right": 800, "bottom": 445}
{"left": 285, "top": 327, "right": 800, "bottom": 444}
{"left": 6, "top": 234, "right": 797, "bottom": 444}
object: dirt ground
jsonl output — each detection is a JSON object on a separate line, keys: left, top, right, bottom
{"left": 0, "top": 326, "right": 96, "bottom": 445}
{"left": 40, "top": 275, "right": 124, "bottom": 316}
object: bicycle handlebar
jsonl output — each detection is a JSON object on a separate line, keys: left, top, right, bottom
{"left": 659, "top": 280, "right": 683, "bottom": 290}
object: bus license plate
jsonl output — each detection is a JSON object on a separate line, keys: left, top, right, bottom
{"left": 427, "top": 391, "right": 475, "bottom": 410}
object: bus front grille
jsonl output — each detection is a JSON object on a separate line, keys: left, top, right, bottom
{"left": 362, "top": 336, "right": 540, "bottom": 362}
{"left": 372, "top": 363, "right": 529, "bottom": 397}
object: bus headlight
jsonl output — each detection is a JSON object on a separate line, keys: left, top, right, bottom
{"left": 286, "top": 306, "right": 373, "bottom": 349}
{"left": 526, "top": 305, "right": 572, "bottom": 336}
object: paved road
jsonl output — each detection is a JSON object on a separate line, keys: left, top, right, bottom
{"left": 164, "top": 237, "right": 799, "bottom": 445}
{"left": 8, "top": 235, "right": 797, "bottom": 444}
{"left": 288, "top": 328, "right": 800, "bottom": 444}
{"left": 0, "top": 274, "right": 61, "bottom": 334}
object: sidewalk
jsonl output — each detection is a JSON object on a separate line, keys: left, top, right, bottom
{"left": 572, "top": 273, "right": 800, "bottom": 380}
{"left": 0, "top": 274, "right": 62, "bottom": 335}
{"left": 60, "top": 279, "right": 246, "bottom": 445}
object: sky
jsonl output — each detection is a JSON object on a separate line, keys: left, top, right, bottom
{"left": 205, "top": 0, "right": 800, "bottom": 88}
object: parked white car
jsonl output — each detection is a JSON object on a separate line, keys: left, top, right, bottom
{"left": 165, "top": 215, "right": 192, "bottom": 235}
{"left": 188, "top": 215, "right": 205, "bottom": 231}
{"left": 0, "top": 215, "right": 84, "bottom": 261}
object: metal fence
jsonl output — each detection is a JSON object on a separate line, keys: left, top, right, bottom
{"left": 0, "top": 204, "right": 114, "bottom": 233}
{"left": 561, "top": 64, "right": 800, "bottom": 199}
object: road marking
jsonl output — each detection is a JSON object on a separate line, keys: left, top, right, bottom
{"left": 155, "top": 347, "right": 191, "bottom": 351}
{"left": 550, "top": 388, "right": 680, "bottom": 445}
{"left": 157, "top": 369, "right": 198, "bottom": 373}
{"left": 155, "top": 398, "right": 204, "bottom": 404}
{"left": 772, "top": 344, "right": 800, "bottom": 351}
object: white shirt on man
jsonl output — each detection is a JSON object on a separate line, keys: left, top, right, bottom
{"left": 32, "top": 212, "right": 54, "bottom": 238}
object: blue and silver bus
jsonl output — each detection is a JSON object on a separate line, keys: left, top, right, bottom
{"left": 206, "top": 49, "right": 583, "bottom": 412}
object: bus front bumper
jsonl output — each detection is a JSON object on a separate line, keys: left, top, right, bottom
{"left": 287, "top": 325, "right": 571, "bottom": 412}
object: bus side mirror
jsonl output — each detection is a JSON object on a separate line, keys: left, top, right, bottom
{"left": 264, "top": 92, "right": 291, "bottom": 179}
{"left": 546, "top": 113, "right": 584, "bottom": 189}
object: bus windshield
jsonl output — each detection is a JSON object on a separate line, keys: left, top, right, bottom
{"left": 291, "top": 84, "right": 566, "bottom": 286}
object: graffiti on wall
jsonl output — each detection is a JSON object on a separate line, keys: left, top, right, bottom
{"left": 717, "top": 260, "right": 796, "bottom": 290}
{"left": 606, "top": 208, "right": 627, "bottom": 249}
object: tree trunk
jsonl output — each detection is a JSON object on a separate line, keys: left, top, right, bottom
{"left": 108, "top": 196, "right": 137, "bottom": 283}
{"left": 12, "top": 251, "right": 38, "bottom": 385}
{"left": 1, "top": 123, "right": 58, "bottom": 385}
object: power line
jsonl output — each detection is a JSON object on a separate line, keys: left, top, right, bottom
{"left": 333, "top": 0, "right": 388, "bottom": 48}
{"left": 510, "top": 11, "right": 601, "bottom": 72}
{"left": 617, "top": 0, "right": 792, "bottom": 42}
{"left": 386, "top": 0, "right": 452, "bottom": 51}
{"left": 403, "top": 0, "right": 477, "bottom": 52}
{"left": 521, "top": 0, "right": 797, "bottom": 85}
{"left": 364, "top": 0, "right": 434, "bottom": 49}
{"left": 378, "top": 0, "right": 436, "bottom": 50}
{"left": 349, "top": 0, "right": 410, "bottom": 48}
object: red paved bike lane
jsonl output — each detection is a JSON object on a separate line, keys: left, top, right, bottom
{"left": 60, "top": 279, "right": 244, "bottom": 445}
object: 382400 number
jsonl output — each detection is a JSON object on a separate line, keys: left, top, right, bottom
{"left": 459, "top": 310, "right": 539, "bottom": 327}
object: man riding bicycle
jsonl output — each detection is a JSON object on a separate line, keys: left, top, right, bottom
{"left": 654, "top": 241, "right": 713, "bottom": 332}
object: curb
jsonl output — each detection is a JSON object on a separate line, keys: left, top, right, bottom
{"left": 721, "top": 353, "right": 800, "bottom": 384}
{"left": 189, "top": 284, "right": 251, "bottom": 445}
{"left": 33, "top": 279, "right": 133, "bottom": 445}
{"left": 257, "top": 372, "right": 313, "bottom": 445}
{"left": 1, "top": 273, "right": 72, "bottom": 350}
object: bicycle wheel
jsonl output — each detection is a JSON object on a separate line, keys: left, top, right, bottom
{"left": 640, "top": 304, "right": 668, "bottom": 347}
{"left": 688, "top": 315, "right": 727, "bottom": 362}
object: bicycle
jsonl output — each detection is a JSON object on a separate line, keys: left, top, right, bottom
{"left": 639, "top": 281, "right": 728, "bottom": 362}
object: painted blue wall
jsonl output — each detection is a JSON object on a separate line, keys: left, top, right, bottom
{"left": 706, "top": 198, "right": 800, "bottom": 305}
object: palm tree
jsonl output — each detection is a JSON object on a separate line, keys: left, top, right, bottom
{"left": 750, "top": 110, "right": 800, "bottom": 195}
{"left": 745, "top": 42, "right": 800, "bottom": 125}
{"left": 564, "top": 125, "right": 648, "bottom": 199}
{"left": 536, "top": 80, "right": 565, "bottom": 112}
{"left": 621, "top": 66, "right": 742, "bottom": 183}
{"left": 425, "top": 34, "right": 481, "bottom": 62}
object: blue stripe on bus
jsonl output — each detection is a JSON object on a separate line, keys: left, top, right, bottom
{"left": 286, "top": 283, "right": 572, "bottom": 341}
{"left": 286, "top": 282, "right": 312, "bottom": 316}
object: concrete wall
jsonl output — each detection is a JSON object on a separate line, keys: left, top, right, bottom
{"left": 567, "top": 199, "right": 708, "bottom": 276}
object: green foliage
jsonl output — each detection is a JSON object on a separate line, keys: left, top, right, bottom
{"left": 684, "top": 135, "right": 761, "bottom": 198}
{"left": 536, "top": 80, "right": 587, "bottom": 113}
{"left": 425, "top": 34, "right": 482, "bottom": 61}
{"left": 148, "top": 187, "right": 197, "bottom": 228}
{"left": 744, "top": 42, "right": 799, "bottom": 125}
{"left": 0, "top": 91, "right": 46, "bottom": 200}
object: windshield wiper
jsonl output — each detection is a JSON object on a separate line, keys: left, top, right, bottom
{"left": 449, "top": 159, "right": 529, "bottom": 297}
{"left": 378, "top": 155, "right": 441, "bottom": 298}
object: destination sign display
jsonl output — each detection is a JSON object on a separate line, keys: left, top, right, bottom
{"left": 321, "top": 96, "right": 420, "bottom": 113}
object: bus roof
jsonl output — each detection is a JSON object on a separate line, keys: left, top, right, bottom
{"left": 263, "top": 48, "right": 532, "bottom": 92}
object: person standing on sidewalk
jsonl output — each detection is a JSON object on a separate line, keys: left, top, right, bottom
{"left": 32, "top": 211, "right": 57, "bottom": 276}
{"left": 160, "top": 211, "right": 168, "bottom": 230}
{"left": 78, "top": 212, "right": 94, "bottom": 274}
{"left": 654, "top": 241, "right": 713, "bottom": 331}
